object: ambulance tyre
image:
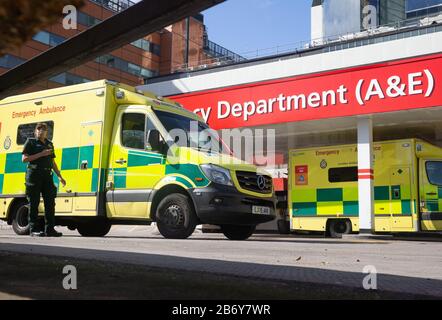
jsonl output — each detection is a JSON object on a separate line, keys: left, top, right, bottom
{"left": 156, "top": 193, "right": 197, "bottom": 239}
{"left": 77, "top": 220, "right": 112, "bottom": 237}
{"left": 277, "top": 219, "right": 290, "bottom": 234}
{"left": 327, "top": 219, "right": 351, "bottom": 238}
{"left": 11, "top": 201, "right": 30, "bottom": 236}
{"left": 221, "top": 224, "right": 256, "bottom": 240}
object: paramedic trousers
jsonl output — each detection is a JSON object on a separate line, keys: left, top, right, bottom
{"left": 25, "top": 168, "right": 57, "bottom": 233}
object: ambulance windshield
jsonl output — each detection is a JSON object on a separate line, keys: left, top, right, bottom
{"left": 154, "top": 110, "right": 231, "bottom": 155}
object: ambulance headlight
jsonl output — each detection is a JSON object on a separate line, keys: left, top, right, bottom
{"left": 200, "top": 164, "right": 233, "bottom": 186}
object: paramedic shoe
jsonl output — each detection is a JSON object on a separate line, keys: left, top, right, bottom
{"left": 45, "top": 229, "right": 63, "bottom": 237}
{"left": 30, "top": 231, "right": 45, "bottom": 237}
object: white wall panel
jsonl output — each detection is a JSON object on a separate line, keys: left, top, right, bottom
{"left": 139, "top": 32, "right": 442, "bottom": 97}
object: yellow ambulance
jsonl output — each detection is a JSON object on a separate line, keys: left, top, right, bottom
{"left": 0, "top": 80, "right": 275, "bottom": 240}
{"left": 288, "top": 139, "right": 442, "bottom": 237}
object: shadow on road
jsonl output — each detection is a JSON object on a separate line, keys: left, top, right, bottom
{"left": 105, "top": 235, "right": 391, "bottom": 245}
{"left": 0, "top": 242, "right": 441, "bottom": 299}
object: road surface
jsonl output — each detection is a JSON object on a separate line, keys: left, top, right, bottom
{"left": 0, "top": 224, "right": 441, "bottom": 299}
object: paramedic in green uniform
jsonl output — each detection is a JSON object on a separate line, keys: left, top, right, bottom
{"left": 22, "top": 122, "right": 66, "bottom": 237}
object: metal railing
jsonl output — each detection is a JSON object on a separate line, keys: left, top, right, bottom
{"left": 203, "top": 39, "right": 246, "bottom": 63}
{"left": 173, "top": 13, "right": 442, "bottom": 74}
{"left": 89, "top": 0, "right": 135, "bottom": 13}
{"left": 310, "top": 12, "right": 442, "bottom": 47}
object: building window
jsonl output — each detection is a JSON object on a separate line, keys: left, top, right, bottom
{"left": 32, "top": 31, "right": 66, "bottom": 47}
{"left": 49, "top": 33, "right": 66, "bottom": 47}
{"left": 32, "top": 32, "right": 50, "bottom": 45}
{"left": 49, "top": 73, "right": 90, "bottom": 85}
{"left": 426, "top": 161, "right": 442, "bottom": 186}
{"left": 0, "top": 54, "right": 25, "bottom": 69}
{"left": 407, "top": 0, "right": 442, "bottom": 12}
{"left": 406, "top": 0, "right": 442, "bottom": 18}
{"left": 96, "top": 54, "right": 158, "bottom": 79}
{"left": 150, "top": 43, "right": 161, "bottom": 56}
{"left": 140, "top": 68, "right": 157, "bottom": 78}
{"left": 131, "top": 38, "right": 161, "bottom": 56}
{"left": 17, "top": 121, "right": 54, "bottom": 145}
{"left": 131, "top": 39, "right": 143, "bottom": 49}
{"left": 328, "top": 167, "right": 358, "bottom": 183}
{"left": 106, "top": 56, "right": 116, "bottom": 68}
{"left": 77, "top": 11, "right": 101, "bottom": 27}
{"left": 90, "top": 0, "right": 135, "bottom": 13}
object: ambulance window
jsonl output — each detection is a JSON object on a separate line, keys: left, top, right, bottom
{"left": 329, "top": 166, "right": 358, "bottom": 183}
{"left": 145, "top": 116, "right": 165, "bottom": 153}
{"left": 121, "top": 113, "right": 145, "bottom": 150}
{"left": 425, "top": 161, "right": 442, "bottom": 186}
{"left": 17, "top": 121, "right": 54, "bottom": 145}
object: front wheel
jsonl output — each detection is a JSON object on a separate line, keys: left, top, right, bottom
{"left": 156, "top": 193, "right": 197, "bottom": 239}
{"left": 221, "top": 225, "right": 256, "bottom": 240}
{"left": 77, "top": 220, "right": 112, "bottom": 237}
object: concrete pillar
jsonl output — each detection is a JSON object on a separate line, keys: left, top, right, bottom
{"left": 357, "top": 117, "right": 375, "bottom": 233}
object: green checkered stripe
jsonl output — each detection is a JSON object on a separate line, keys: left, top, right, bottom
{"left": 292, "top": 185, "right": 415, "bottom": 217}
{"left": 425, "top": 185, "right": 442, "bottom": 212}
{"left": 58, "top": 146, "right": 104, "bottom": 193}
{"left": 110, "top": 150, "right": 210, "bottom": 190}
{"left": 111, "top": 150, "right": 165, "bottom": 189}
{"left": 0, "top": 145, "right": 103, "bottom": 194}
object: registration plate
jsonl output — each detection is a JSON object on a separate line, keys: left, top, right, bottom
{"left": 252, "top": 206, "right": 271, "bottom": 215}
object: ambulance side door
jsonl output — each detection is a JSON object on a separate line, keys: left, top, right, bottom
{"left": 419, "top": 159, "right": 442, "bottom": 230}
{"left": 73, "top": 121, "right": 103, "bottom": 213}
{"left": 389, "top": 166, "right": 414, "bottom": 231}
{"left": 107, "top": 106, "right": 166, "bottom": 219}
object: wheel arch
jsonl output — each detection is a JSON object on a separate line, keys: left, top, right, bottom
{"left": 326, "top": 218, "right": 352, "bottom": 236}
{"left": 149, "top": 183, "right": 197, "bottom": 222}
{"left": 7, "top": 197, "right": 28, "bottom": 224}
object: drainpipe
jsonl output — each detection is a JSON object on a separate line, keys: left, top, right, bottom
{"left": 185, "top": 17, "right": 190, "bottom": 67}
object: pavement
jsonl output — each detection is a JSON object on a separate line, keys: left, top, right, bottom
{"left": 0, "top": 292, "right": 29, "bottom": 300}
{"left": 0, "top": 224, "right": 441, "bottom": 298}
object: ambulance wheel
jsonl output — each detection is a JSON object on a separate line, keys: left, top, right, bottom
{"left": 328, "top": 219, "right": 351, "bottom": 238}
{"left": 156, "top": 193, "right": 197, "bottom": 239}
{"left": 221, "top": 224, "right": 256, "bottom": 240}
{"left": 11, "top": 201, "right": 30, "bottom": 235}
{"left": 77, "top": 220, "right": 112, "bottom": 237}
{"left": 277, "top": 219, "right": 290, "bottom": 234}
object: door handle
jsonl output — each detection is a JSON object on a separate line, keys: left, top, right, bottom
{"left": 426, "top": 192, "right": 437, "bottom": 196}
{"left": 80, "top": 160, "right": 88, "bottom": 170}
{"left": 115, "top": 159, "right": 127, "bottom": 164}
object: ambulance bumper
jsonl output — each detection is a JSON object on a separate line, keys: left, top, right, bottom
{"left": 189, "top": 184, "right": 276, "bottom": 226}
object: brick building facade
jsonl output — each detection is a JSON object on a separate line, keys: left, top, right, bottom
{"left": 0, "top": 0, "right": 244, "bottom": 93}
